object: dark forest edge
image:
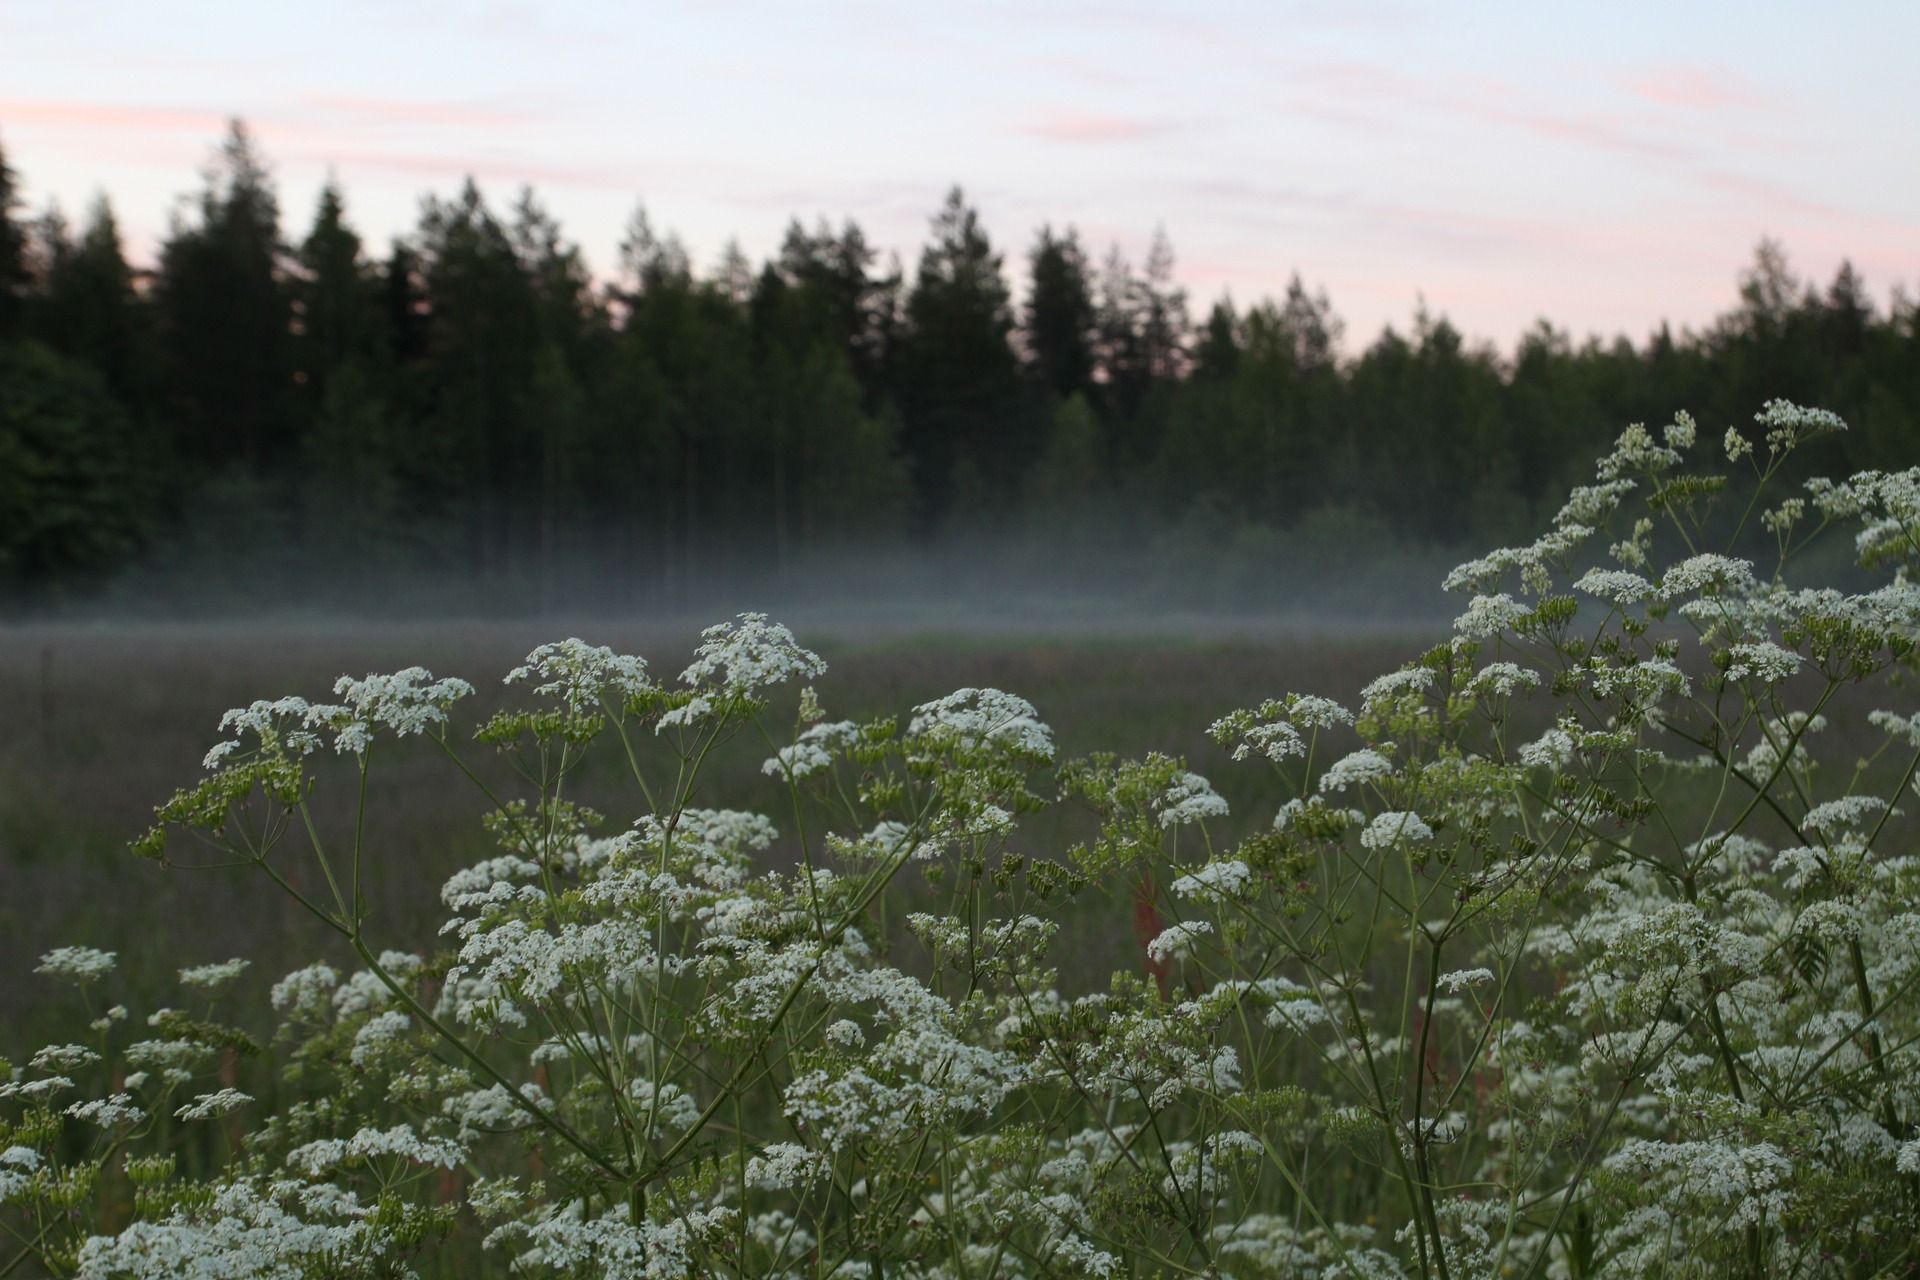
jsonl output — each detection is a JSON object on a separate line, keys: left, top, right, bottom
{"left": 1, "top": 121, "right": 1914, "bottom": 617}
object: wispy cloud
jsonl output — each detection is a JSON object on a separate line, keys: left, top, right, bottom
{"left": 1625, "top": 66, "right": 1770, "bottom": 112}
{"left": 0, "top": 98, "right": 228, "bottom": 135}
{"left": 296, "top": 95, "right": 540, "bottom": 131}
{"left": 1011, "top": 111, "right": 1167, "bottom": 144}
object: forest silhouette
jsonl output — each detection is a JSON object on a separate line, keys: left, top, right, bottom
{"left": 2, "top": 121, "right": 1915, "bottom": 613}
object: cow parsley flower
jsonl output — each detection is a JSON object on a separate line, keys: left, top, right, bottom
{"left": 1157, "top": 772, "right": 1229, "bottom": 827}
{"left": 506, "top": 638, "right": 652, "bottom": 710}
{"left": 1723, "top": 642, "right": 1802, "bottom": 683}
{"left": 179, "top": 958, "right": 250, "bottom": 991}
{"left": 1454, "top": 593, "right": 1530, "bottom": 641}
{"left": 1171, "top": 860, "right": 1252, "bottom": 904}
{"left": 1360, "top": 668, "right": 1434, "bottom": 710}
{"left": 1438, "top": 968, "right": 1494, "bottom": 994}
{"left": 286, "top": 1124, "right": 464, "bottom": 1177}
{"left": 907, "top": 688, "right": 1055, "bottom": 760}
{"left": 68, "top": 1094, "right": 144, "bottom": 1128}
{"left": 1146, "top": 921, "right": 1213, "bottom": 964}
{"left": 1469, "top": 663, "right": 1540, "bottom": 698}
{"left": 680, "top": 613, "right": 825, "bottom": 695}
{"left": 1659, "top": 554, "right": 1757, "bottom": 600}
{"left": 1, "top": 1077, "right": 73, "bottom": 1102}
{"left": 1576, "top": 568, "right": 1657, "bottom": 604}
{"left": 762, "top": 721, "right": 860, "bottom": 780}
{"left": 351, "top": 1010, "right": 414, "bottom": 1065}
{"left": 1756, "top": 399, "right": 1846, "bottom": 450}
{"left": 176, "top": 1088, "right": 253, "bottom": 1121}
{"left": 1519, "top": 724, "right": 1575, "bottom": 768}
{"left": 1360, "top": 811, "right": 1433, "bottom": 850}
{"left": 746, "top": 1143, "right": 830, "bottom": 1189}
{"left": 1318, "top": 749, "right": 1394, "bottom": 794}
{"left": 270, "top": 963, "right": 340, "bottom": 1020}
{"left": 1596, "top": 423, "right": 1681, "bottom": 480}
{"left": 309, "top": 668, "right": 475, "bottom": 754}
{"left": 1556, "top": 480, "right": 1637, "bottom": 527}
{"left": 1665, "top": 411, "right": 1698, "bottom": 449}
{"left": 30, "top": 1043, "right": 99, "bottom": 1073}
{"left": 36, "top": 946, "right": 116, "bottom": 983}
{"left": 1802, "top": 795, "right": 1888, "bottom": 836}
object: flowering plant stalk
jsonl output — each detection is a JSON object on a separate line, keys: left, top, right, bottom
{"left": 6, "top": 401, "right": 1920, "bottom": 1278}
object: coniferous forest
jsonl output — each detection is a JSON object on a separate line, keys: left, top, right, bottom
{"left": 3, "top": 121, "right": 1918, "bottom": 611}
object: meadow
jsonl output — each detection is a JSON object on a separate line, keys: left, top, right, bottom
{"left": 0, "top": 619, "right": 1421, "bottom": 1052}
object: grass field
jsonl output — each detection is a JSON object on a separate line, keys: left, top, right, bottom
{"left": 0, "top": 617, "right": 1434, "bottom": 1056}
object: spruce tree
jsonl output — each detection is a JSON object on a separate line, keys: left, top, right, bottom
{"left": 28, "top": 196, "right": 153, "bottom": 407}
{"left": 0, "top": 137, "right": 26, "bottom": 337}
{"left": 1023, "top": 224, "right": 1097, "bottom": 402}
{"left": 295, "top": 179, "right": 384, "bottom": 403}
{"left": 897, "top": 187, "right": 1028, "bottom": 524}
{"left": 152, "top": 120, "right": 292, "bottom": 468}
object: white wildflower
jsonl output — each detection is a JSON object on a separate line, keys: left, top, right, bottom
{"left": 1146, "top": 921, "right": 1213, "bottom": 964}
{"left": 67, "top": 1094, "right": 144, "bottom": 1128}
{"left": 746, "top": 1143, "right": 830, "bottom": 1189}
{"left": 1664, "top": 411, "right": 1697, "bottom": 450}
{"left": 680, "top": 613, "right": 825, "bottom": 695}
{"left": 506, "top": 638, "right": 652, "bottom": 710}
{"left": 179, "top": 958, "right": 250, "bottom": 992}
{"left": 176, "top": 1088, "right": 253, "bottom": 1121}
{"left": 907, "top": 687, "right": 1055, "bottom": 761}
{"left": 350, "top": 1010, "right": 413, "bottom": 1065}
{"left": 311, "top": 667, "right": 475, "bottom": 754}
{"left": 270, "top": 963, "right": 340, "bottom": 1020}
{"left": 1723, "top": 642, "right": 1802, "bottom": 683}
{"left": 1576, "top": 568, "right": 1657, "bottom": 604}
{"left": 1802, "top": 795, "right": 1888, "bottom": 836}
{"left": 1318, "top": 749, "right": 1394, "bottom": 794}
{"left": 655, "top": 695, "right": 713, "bottom": 731}
{"left": 1157, "top": 772, "right": 1229, "bottom": 827}
{"left": 1659, "top": 554, "right": 1757, "bottom": 600}
{"left": 1438, "top": 968, "right": 1495, "bottom": 994}
{"left": 1596, "top": 422, "right": 1681, "bottom": 480}
{"left": 286, "top": 1124, "right": 464, "bottom": 1178}
{"left": 1171, "top": 860, "right": 1253, "bottom": 903}
{"left": 35, "top": 946, "right": 116, "bottom": 982}
{"left": 1360, "top": 667, "right": 1434, "bottom": 709}
{"left": 1469, "top": 662, "right": 1540, "bottom": 698}
{"left": 30, "top": 1044, "right": 99, "bottom": 1073}
{"left": 762, "top": 720, "right": 860, "bottom": 780}
{"left": 1360, "top": 811, "right": 1433, "bottom": 850}
{"left": 1453, "top": 593, "right": 1529, "bottom": 641}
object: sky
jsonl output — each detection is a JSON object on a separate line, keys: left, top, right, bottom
{"left": 2, "top": 0, "right": 1916, "bottom": 354}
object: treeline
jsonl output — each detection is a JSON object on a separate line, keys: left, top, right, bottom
{"left": 3, "top": 121, "right": 1919, "bottom": 604}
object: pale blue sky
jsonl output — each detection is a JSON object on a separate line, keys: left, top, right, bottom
{"left": 3, "top": 1, "right": 1914, "bottom": 351}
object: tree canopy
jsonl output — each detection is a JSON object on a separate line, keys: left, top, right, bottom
{"left": 3, "top": 124, "right": 1918, "bottom": 603}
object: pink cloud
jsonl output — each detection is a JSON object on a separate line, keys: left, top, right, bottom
{"left": 1626, "top": 66, "right": 1769, "bottom": 111}
{"left": 1012, "top": 111, "right": 1165, "bottom": 144}
{"left": 0, "top": 98, "right": 229, "bottom": 135}
{"left": 296, "top": 95, "right": 540, "bottom": 131}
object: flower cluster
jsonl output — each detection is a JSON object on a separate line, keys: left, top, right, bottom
{"left": 14, "top": 401, "right": 1920, "bottom": 1278}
